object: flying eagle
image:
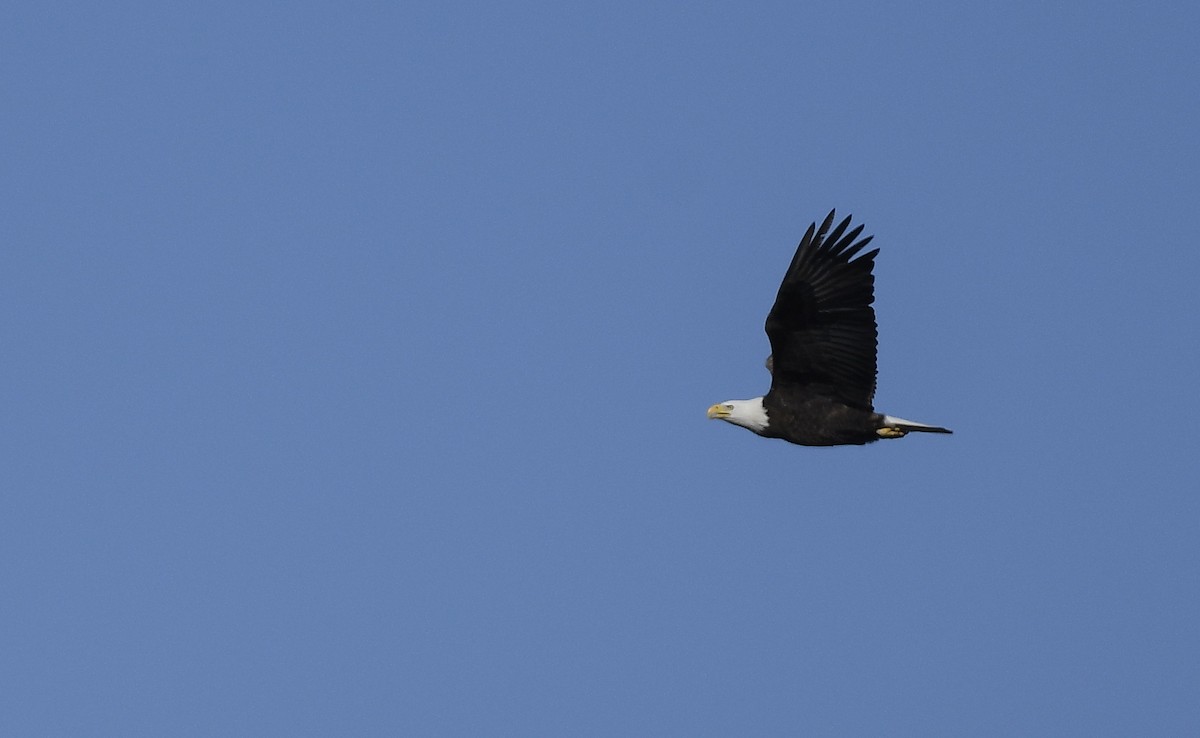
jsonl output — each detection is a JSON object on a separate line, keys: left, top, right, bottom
{"left": 707, "top": 210, "right": 951, "bottom": 446}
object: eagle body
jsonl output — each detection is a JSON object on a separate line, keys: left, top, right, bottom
{"left": 760, "top": 395, "right": 884, "bottom": 447}
{"left": 708, "top": 210, "right": 951, "bottom": 447}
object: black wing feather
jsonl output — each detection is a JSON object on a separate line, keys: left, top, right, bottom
{"left": 764, "top": 210, "right": 880, "bottom": 408}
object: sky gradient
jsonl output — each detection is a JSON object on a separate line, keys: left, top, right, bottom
{"left": 4, "top": 1, "right": 1199, "bottom": 735}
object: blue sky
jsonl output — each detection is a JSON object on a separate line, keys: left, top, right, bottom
{"left": 4, "top": 1, "right": 1199, "bottom": 735}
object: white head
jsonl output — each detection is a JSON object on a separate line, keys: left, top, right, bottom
{"left": 706, "top": 397, "right": 769, "bottom": 434}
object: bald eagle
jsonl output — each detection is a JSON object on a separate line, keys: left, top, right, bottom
{"left": 707, "top": 210, "right": 951, "bottom": 446}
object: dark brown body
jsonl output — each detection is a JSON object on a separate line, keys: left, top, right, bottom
{"left": 760, "top": 393, "right": 884, "bottom": 446}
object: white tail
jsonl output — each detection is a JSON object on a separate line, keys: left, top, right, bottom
{"left": 882, "top": 414, "right": 953, "bottom": 434}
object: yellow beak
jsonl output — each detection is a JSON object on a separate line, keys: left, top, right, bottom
{"left": 707, "top": 404, "right": 730, "bottom": 419}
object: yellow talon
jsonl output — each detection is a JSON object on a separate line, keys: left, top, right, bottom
{"left": 876, "top": 427, "right": 907, "bottom": 438}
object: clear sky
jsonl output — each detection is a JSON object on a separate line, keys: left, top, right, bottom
{"left": 4, "top": 1, "right": 1199, "bottom": 735}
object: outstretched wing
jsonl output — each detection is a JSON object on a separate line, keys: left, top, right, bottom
{"left": 764, "top": 210, "right": 879, "bottom": 408}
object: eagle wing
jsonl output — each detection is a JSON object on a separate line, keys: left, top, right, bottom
{"left": 764, "top": 210, "right": 880, "bottom": 408}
